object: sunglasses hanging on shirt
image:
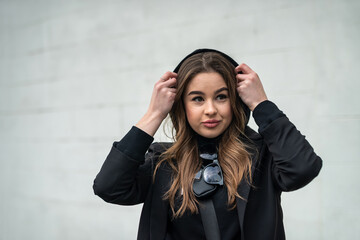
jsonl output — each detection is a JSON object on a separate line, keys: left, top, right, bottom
{"left": 193, "top": 153, "right": 224, "bottom": 198}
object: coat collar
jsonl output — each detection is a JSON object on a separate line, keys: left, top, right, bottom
{"left": 236, "top": 126, "right": 264, "bottom": 239}
{"left": 149, "top": 162, "right": 172, "bottom": 239}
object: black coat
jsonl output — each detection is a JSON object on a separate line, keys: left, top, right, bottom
{"left": 93, "top": 102, "right": 322, "bottom": 239}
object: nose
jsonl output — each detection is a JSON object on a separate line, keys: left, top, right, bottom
{"left": 204, "top": 100, "right": 217, "bottom": 116}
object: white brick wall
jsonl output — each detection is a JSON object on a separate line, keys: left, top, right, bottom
{"left": 1, "top": 0, "right": 359, "bottom": 239}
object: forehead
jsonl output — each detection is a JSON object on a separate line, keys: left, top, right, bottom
{"left": 185, "top": 72, "right": 226, "bottom": 92}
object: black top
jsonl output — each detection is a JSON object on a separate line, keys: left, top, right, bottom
{"left": 94, "top": 100, "right": 322, "bottom": 239}
{"left": 114, "top": 100, "right": 285, "bottom": 239}
{"left": 167, "top": 186, "right": 240, "bottom": 240}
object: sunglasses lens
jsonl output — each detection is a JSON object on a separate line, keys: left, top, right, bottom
{"left": 203, "top": 165, "right": 222, "bottom": 184}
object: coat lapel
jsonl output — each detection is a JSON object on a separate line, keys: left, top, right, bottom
{"left": 150, "top": 163, "right": 172, "bottom": 239}
{"left": 236, "top": 127, "right": 264, "bottom": 239}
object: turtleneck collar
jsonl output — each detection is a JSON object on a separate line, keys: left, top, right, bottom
{"left": 196, "top": 133, "right": 221, "bottom": 155}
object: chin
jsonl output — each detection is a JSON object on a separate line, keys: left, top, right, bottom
{"left": 198, "top": 130, "right": 222, "bottom": 139}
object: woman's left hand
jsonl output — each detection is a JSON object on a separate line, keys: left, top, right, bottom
{"left": 235, "top": 63, "right": 268, "bottom": 111}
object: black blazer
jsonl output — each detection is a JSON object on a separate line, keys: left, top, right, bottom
{"left": 93, "top": 103, "right": 322, "bottom": 240}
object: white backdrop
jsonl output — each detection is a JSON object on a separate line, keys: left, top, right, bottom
{"left": 0, "top": 0, "right": 359, "bottom": 239}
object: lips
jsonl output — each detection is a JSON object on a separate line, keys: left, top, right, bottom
{"left": 202, "top": 120, "right": 220, "bottom": 128}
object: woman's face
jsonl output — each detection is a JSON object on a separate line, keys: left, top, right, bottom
{"left": 183, "top": 72, "right": 233, "bottom": 139}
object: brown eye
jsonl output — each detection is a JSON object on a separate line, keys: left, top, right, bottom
{"left": 216, "top": 94, "right": 228, "bottom": 100}
{"left": 192, "top": 96, "right": 204, "bottom": 102}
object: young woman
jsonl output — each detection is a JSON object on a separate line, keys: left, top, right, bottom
{"left": 93, "top": 49, "right": 322, "bottom": 240}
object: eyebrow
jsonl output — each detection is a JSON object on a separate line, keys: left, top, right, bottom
{"left": 187, "top": 87, "right": 229, "bottom": 96}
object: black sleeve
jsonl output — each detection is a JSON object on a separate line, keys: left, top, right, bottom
{"left": 114, "top": 126, "right": 154, "bottom": 161}
{"left": 253, "top": 101, "right": 323, "bottom": 191}
{"left": 252, "top": 100, "right": 285, "bottom": 132}
{"left": 93, "top": 126, "right": 156, "bottom": 205}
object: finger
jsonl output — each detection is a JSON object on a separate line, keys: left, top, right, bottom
{"left": 160, "top": 71, "right": 178, "bottom": 81}
{"left": 236, "top": 73, "right": 247, "bottom": 82}
{"left": 236, "top": 85, "right": 242, "bottom": 96}
{"left": 166, "top": 87, "right": 177, "bottom": 94}
{"left": 237, "top": 80, "right": 246, "bottom": 88}
{"left": 236, "top": 85, "right": 247, "bottom": 96}
{"left": 162, "top": 77, "right": 177, "bottom": 88}
{"left": 234, "top": 66, "right": 243, "bottom": 75}
{"left": 235, "top": 63, "right": 254, "bottom": 74}
{"left": 235, "top": 66, "right": 248, "bottom": 82}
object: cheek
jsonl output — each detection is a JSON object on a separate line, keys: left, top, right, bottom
{"left": 185, "top": 104, "right": 203, "bottom": 128}
{"left": 185, "top": 105, "right": 195, "bottom": 123}
{"left": 224, "top": 104, "right": 233, "bottom": 121}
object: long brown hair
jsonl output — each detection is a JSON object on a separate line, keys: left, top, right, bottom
{"left": 155, "top": 52, "right": 252, "bottom": 218}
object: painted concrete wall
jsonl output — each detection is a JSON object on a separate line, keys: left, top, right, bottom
{"left": 0, "top": 0, "right": 359, "bottom": 239}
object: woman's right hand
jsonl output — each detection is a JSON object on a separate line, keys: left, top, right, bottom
{"left": 135, "top": 71, "right": 177, "bottom": 136}
{"left": 148, "top": 71, "right": 177, "bottom": 119}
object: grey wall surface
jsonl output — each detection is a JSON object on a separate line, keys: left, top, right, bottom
{"left": 0, "top": 0, "right": 359, "bottom": 239}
